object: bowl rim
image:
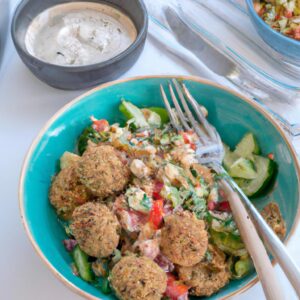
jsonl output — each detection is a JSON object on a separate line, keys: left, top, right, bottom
{"left": 19, "top": 75, "right": 300, "bottom": 300}
{"left": 246, "top": 0, "right": 300, "bottom": 49}
{"left": 11, "top": 0, "right": 148, "bottom": 71}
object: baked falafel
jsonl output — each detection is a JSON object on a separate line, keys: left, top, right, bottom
{"left": 178, "top": 244, "right": 230, "bottom": 297}
{"left": 261, "top": 202, "right": 286, "bottom": 240}
{"left": 70, "top": 202, "right": 120, "bottom": 257}
{"left": 110, "top": 256, "right": 167, "bottom": 300}
{"left": 49, "top": 165, "right": 91, "bottom": 220}
{"left": 77, "top": 144, "right": 130, "bottom": 199}
{"left": 160, "top": 211, "right": 208, "bottom": 267}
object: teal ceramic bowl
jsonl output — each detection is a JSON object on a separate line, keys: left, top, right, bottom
{"left": 19, "top": 76, "right": 300, "bottom": 300}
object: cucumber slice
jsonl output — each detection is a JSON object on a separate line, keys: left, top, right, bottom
{"left": 223, "top": 144, "right": 239, "bottom": 171}
{"left": 234, "top": 133, "right": 260, "bottom": 157}
{"left": 210, "top": 229, "right": 247, "bottom": 257}
{"left": 141, "top": 109, "right": 161, "bottom": 128}
{"left": 229, "top": 158, "right": 257, "bottom": 179}
{"left": 147, "top": 111, "right": 161, "bottom": 127}
{"left": 119, "top": 100, "right": 149, "bottom": 129}
{"left": 235, "top": 155, "right": 276, "bottom": 197}
{"left": 148, "top": 107, "right": 170, "bottom": 124}
{"left": 72, "top": 246, "right": 94, "bottom": 282}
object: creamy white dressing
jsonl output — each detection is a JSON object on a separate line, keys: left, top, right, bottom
{"left": 25, "top": 2, "right": 137, "bottom": 66}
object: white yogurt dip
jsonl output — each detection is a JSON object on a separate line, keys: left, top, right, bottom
{"left": 25, "top": 2, "right": 137, "bottom": 66}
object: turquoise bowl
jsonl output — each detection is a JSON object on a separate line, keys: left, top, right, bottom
{"left": 19, "top": 76, "right": 300, "bottom": 300}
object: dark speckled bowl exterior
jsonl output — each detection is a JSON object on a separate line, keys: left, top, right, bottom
{"left": 11, "top": 0, "right": 148, "bottom": 90}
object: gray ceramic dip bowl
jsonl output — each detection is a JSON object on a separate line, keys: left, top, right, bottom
{"left": 0, "top": 0, "right": 9, "bottom": 69}
{"left": 11, "top": 0, "right": 148, "bottom": 90}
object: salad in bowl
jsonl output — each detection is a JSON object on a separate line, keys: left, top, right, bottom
{"left": 254, "top": 0, "right": 300, "bottom": 40}
{"left": 49, "top": 100, "right": 285, "bottom": 299}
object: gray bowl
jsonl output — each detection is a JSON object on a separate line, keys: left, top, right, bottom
{"left": 11, "top": 0, "right": 148, "bottom": 90}
{"left": 0, "top": 0, "right": 9, "bottom": 69}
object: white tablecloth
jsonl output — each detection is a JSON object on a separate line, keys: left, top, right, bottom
{"left": 0, "top": 1, "right": 299, "bottom": 299}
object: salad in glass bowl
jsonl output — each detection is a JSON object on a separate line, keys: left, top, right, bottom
{"left": 254, "top": 0, "right": 300, "bottom": 40}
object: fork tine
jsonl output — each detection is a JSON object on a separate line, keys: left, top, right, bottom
{"left": 168, "top": 83, "right": 191, "bottom": 132}
{"left": 182, "top": 83, "right": 216, "bottom": 140}
{"left": 172, "top": 79, "right": 208, "bottom": 143}
{"left": 160, "top": 84, "right": 182, "bottom": 131}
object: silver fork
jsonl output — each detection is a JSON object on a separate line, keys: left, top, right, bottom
{"left": 161, "top": 79, "right": 300, "bottom": 299}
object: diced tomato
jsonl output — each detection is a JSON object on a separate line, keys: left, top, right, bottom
{"left": 253, "top": 2, "right": 261, "bottom": 13}
{"left": 136, "top": 131, "right": 149, "bottom": 138}
{"left": 218, "top": 201, "right": 231, "bottom": 212}
{"left": 153, "top": 181, "right": 164, "bottom": 200}
{"left": 285, "top": 28, "right": 294, "bottom": 35}
{"left": 190, "top": 143, "right": 196, "bottom": 151}
{"left": 284, "top": 9, "right": 293, "bottom": 18}
{"left": 268, "top": 153, "right": 274, "bottom": 160}
{"left": 165, "top": 273, "right": 189, "bottom": 300}
{"left": 253, "top": 3, "right": 265, "bottom": 16}
{"left": 181, "top": 132, "right": 190, "bottom": 144}
{"left": 167, "top": 273, "right": 176, "bottom": 283}
{"left": 149, "top": 199, "right": 164, "bottom": 229}
{"left": 91, "top": 118, "right": 109, "bottom": 132}
{"left": 293, "top": 27, "right": 300, "bottom": 40}
{"left": 275, "top": 14, "right": 281, "bottom": 21}
{"left": 180, "top": 131, "right": 196, "bottom": 150}
{"left": 207, "top": 201, "right": 216, "bottom": 211}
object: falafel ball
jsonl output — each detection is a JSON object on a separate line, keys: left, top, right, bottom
{"left": 110, "top": 256, "right": 167, "bottom": 300}
{"left": 70, "top": 202, "right": 120, "bottom": 257}
{"left": 261, "top": 202, "right": 286, "bottom": 240}
{"left": 178, "top": 244, "right": 230, "bottom": 297}
{"left": 160, "top": 211, "right": 208, "bottom": 267}
{"left": 49, "top": 165, "right": 91, "bottom": 220}
{"left": 77, "top": 144, "right": 130, "bottom": 199}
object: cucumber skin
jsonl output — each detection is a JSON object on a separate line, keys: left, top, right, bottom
{"left": 72, "top": 246, "right": 94, "bottom": 283}
{"left": 251, "top": 159, "right": 277, "bottom": 198}
{"left": 236, "top": 159, "right": 277, "bottom": 198}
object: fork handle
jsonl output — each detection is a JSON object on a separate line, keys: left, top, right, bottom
{"left": 222, "top": 170, "right": 300, "bottom": 298}
{"left": 219, "top": 179, "right": 285, "bottom": 300}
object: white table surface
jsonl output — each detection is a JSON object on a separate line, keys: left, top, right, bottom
{"left": 1, "top": 1, "right": 300, "bottom": 299}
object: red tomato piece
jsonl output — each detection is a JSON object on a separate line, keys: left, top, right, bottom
{"left": 182, "top": 132, "right": 190, "bottom": 144}
{"left": 294, "top": 27, "right": 300, "bottom": 40}
{"left": 253, "top": 2, "right": 261, "bottom": 13}
{"left": 207, "top": 201, "right": 216, "bottom": 211}
{"left": 284, "top": 9, "right": 293, "bottom": 18}
{"left": 165, "top": 273, "right": 189, "bottom": 300}
{"left": 92, "top": 119, "right": 109, "bottom": 132}
{"left": 190, "top": 143, "right": 196, "bottom": 151}
{"left": 149, "top": 199, "right": 164, "bottom": 229}
{"left": 268, "top": 153, "right": 274, "bottom": 160}
{"left": 167, "top": 273, "right": 176, "bottom": 283}
{"left": 218, "top": 201, "right": 231, "bottom": 212}
{"left": 153, "top": 181, "right": 164, "bottom": 200}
